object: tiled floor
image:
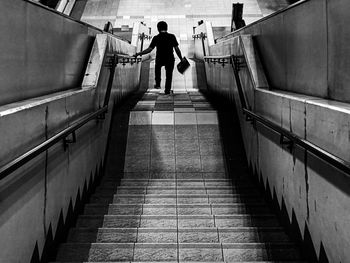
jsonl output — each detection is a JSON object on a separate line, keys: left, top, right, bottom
{"left": 54, "top": 60, "right": 306, "bottom": 262}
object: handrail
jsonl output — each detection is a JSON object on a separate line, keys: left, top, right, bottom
{"left": 106, "top": 54, "right": 142, "bottom": 66}
{"left": 204, "top": 55, "right": 249, "bottom": 110}
{"left": 0, "top": 106, "right": 107, "bottom": 180}
{"left": 0, "top": 50, "right": 140, "bottom": 180}
{"left": 138, "top": 32, "right": 152, "bottom": 52}
{"left": 193, "top": 32, "right": 207, "bottom": 56}
{"left": 204, "top": 54, "right": 350, "bottom": 176}
{"left": 243, "top": 109, "right": 350, "bottom": 176}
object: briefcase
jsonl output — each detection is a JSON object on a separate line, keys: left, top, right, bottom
{"left": 177, "top": 57, "right": 190, "bottom": 74}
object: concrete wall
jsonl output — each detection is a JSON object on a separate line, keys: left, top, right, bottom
{"left": 79, "top": 0, "right": 121, "bottom": 29}
{"left": 205, "top": 35, "right": 350, "bottom": 263}
{"left": 216, "top": 0, "right": 350, "bottom": 103}
{"left": 0, "top": 33, "right": 140, "bottom": 263}
{"left": 0, "top": 0, "right": 102, "bottom": 106}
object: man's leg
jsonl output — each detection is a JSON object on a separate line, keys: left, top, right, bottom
{"left": 154, "top": 61, "right": 162, "bottom": 88}
{"left": 164, "top": 60, "right": 175, "bottom": 94}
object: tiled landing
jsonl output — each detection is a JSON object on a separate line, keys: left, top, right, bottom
{"left": 54, "top": 63, "right": 306, "bottom": 262}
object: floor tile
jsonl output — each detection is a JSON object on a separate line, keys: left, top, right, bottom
{"left": 126, "top": 139, "right": 151, "bottom": 156}
{"left": 144, "top": 196, "right": 177, "bottom": 204}
{"left": 108, "top": 204, "right": 143, "bottom": 215}
{"left": 199, "top": 138, "right": 223, "bottom": 155}
{"left": 151, "top": 156, "right": 176, "bottom": 172}
{"left": 202, "top": 172, "right": 227, "bottom": 179}
{"left": 196, "top": 112, "right": 219, "bottom": 124}
{"left": 128, "top": 125, "right": 151, "bottom": 141}
{"left": 103, "top": 216, "right": 140, "bottom": 228}
{"left": 177, "top": 180, "right": 205, "bottom": 187}
{"left": 178, "top": 229, "right": 219, "bottom": 243}
{"left": 175, "top": 113, "right": 197, "bottom": 125}
{"left": 177, "top": 205, "right": 211, "bottom": 215}
{"left": 137, "top": 229, "right": 177, "bottom": 243}
{"left": 140, "top": 216, "right": 177, "bottom": 228}
{"left": 201, "top": 155, "right": 226, "bottom": 172}
{"left": 129, "top": 111, "right": 152, "bottom": 125}
{"left": 178, "top": 216, "right": 215, "bottom": 228}
{"left": 146, "top": 188, "right": 176, "bottom": 194}
{"left": 134, "top": 244, "right": 178, "bottom": 261}
{"left": 177, "top": 188, "right": 206, "bottom": 195}
{"left": 89, "top": 244, "right": 134, "bottom": 261}
{"left": 176, "top": 156, "right": 201, "bottom": 172}
{"left": 142, "top": 205, "right": 177, "bottom": 215}
{"left": 96, "top": 228, "right": 137, "bottom": 243}
{"left": 152, "top": 112, "right": 174, "bottom": 125}
{"left": 179, "top": 244, "right": 223, "bottom": 261}
{"left": 113, "top": 195, "right": 145, "bottom": 204}
{"left": 149, "top": 172, "right": 176, "bottom": 179}
{"left": 124, "top": 156, "right": 150, "bottom": 172}
{"left": 148, "top": 180, "right": 176, "bottom": 187}
{"left": 122, "top": 172, "right": 150, "bottom": 180}
{"left": 177, "top": 196, "right": 208, "bottom": 204}
{"left": 151, "top": 125, "right": 175, "bottom": 140}
{"left": 218, "top": 228, "right": 289, "bottom": 243}
{"left": 174, "top": 108, "right": 195, "bottom": 112}
{"left": 175, "top": 125, "right": 198, "bottom": 140}
{"left": 175, "top": 139, "right": 200, "bottom": 156}
{"left": 176, "top": 172, "right": 203, "bottom": 180}
{"left": 151, "top": 140, "right": 175, "bottom": 156}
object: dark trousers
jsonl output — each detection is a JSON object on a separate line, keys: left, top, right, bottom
{"left": 155, "top": 59, "right": 175, "bottom": 93}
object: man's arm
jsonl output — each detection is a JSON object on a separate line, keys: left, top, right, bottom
{"left": 133, "top": 46, "right": 154, "bottom": 57}
{"left": 174, "top": 46, "right": 183, "bottom": 60}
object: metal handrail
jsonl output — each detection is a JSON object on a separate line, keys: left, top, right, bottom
{"left": 0, "top": 49, "right": 135, "bottom": 180}
{"left": 0, "top": 106, "right": 108, "bottom": 180}
{"left": 193, "top": 32, "right": 207, "bottom": 56}
{"left": 243, "top": 109, "right": 350, "bottom": 175}
{"left": 204, "top": 54, "right": 350, "bottom": 176}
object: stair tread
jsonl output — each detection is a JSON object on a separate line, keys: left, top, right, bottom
{"left": 60, "top": 242, "right": 298, "bottom": 249}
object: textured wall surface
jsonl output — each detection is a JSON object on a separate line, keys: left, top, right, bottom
{"left": 0, "top": 0, "right": 101, "bottom": 106}
{"left": 0, "top": 32, "right": 140, "bottom": 263}
{"left": 216, "top": 0, "right": 350, "bottom": 103}
{"left": 205, "top": 35, "right": 350, "bottom": 263}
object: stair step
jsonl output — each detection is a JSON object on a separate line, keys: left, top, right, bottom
{"left": 115, "top": 179, "right": 255, "bottom": 187}
{"left": 84, "top": 203, "right": 271, "bottom": 216}
{"left": 67, "top": 227, "right": 289, "bottom": 243}
{"left": 76, "top": 215, "right": 279, "bottom": 228}
{"left": 53, "top": 261, "right": 308, "bottom": 263}
{"left": 96, "top": 186, "right": 260, "bottom": 195}
{"left": 89, "top": 193, "right": 264, "bottom": 205}
{"left": 56, "top": 242, "right": 301, "bottom": 262}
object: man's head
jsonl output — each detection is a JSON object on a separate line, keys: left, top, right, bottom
{"left": 157, "top": 21, "right": 168, "bottom": 32}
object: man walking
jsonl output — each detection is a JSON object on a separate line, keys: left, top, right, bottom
{"left": 134, "top": 21, "right": 183, "bottom": 94}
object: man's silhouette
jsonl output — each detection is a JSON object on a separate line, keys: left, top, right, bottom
{"left": 134, "top": 21, "right": 183, "bottom": 94}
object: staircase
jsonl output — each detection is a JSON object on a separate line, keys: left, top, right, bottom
{"left": 53, "top": 62, "right": 306, "bottom": 262}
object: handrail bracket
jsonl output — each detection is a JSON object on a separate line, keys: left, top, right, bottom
{"left": 231, "top": 55, "right": 246, "bottom": 71}
{"left": 280, "top": 134, "right": 294, "bottom": 152}
{"left": 63, "top": 131, "right": 77, "bottom": 151}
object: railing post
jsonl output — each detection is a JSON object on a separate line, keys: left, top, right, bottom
{"left": 201, "top": 32, "right": 207, "bottom": 57}
{"left": 104, "top": 54, "right": 118, "bottom": 108}
{"left": 63, "top": 131, "right": 76, "bottom": 151}
{"left": 230, "top": 55, "right": 249, "bottom": 111}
